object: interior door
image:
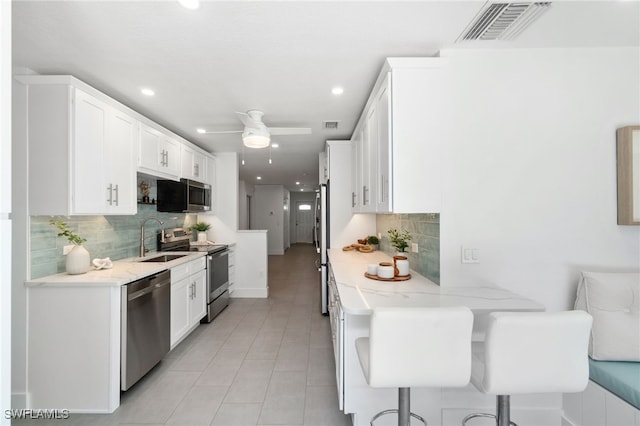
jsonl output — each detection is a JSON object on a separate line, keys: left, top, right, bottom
{"left": 295, "top": 201, "right": 314, "bottom": 243}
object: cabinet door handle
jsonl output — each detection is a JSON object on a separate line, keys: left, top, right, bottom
{"left": 381, "top": 174, "right": 385, "bottom": 203}
{"left": 193, "top": 281, "right": 196, "bottom": 298}
{"left": 194, "top": 163, "right": 199, "bottom": 177}
{"left": 113, "top": 184, "right": 119, "bottom": 206}
{"left": 351, "top": 192, "right": 356, "bottom": 208}
{"left": 161, "top": 149, "right": 168, "bottom": 167}
{"left": 107, "top": 184, "right": 113, "bottom": 205}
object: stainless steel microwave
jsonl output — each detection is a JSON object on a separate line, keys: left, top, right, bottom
{"left": 157, "top": 179, "right": 211, "bottom": 213}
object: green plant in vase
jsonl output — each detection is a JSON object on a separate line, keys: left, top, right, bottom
{"left": 50, "top": 219, "right": 89, "bottom": 274}
{"left": 50, "top": 220, "right": 87, "bottom": 245}
{"left": 387, "top": 227, "right": 411, "bottom": 254}
{"left": 192, "top": 222, "right": 211, "bottom": 243}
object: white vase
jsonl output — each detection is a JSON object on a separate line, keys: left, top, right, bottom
{"left": 197, "top": 231, "right": 207, "bottom": 243}
{"left": 66, "top": 245, "right": 90, "bottom": 275}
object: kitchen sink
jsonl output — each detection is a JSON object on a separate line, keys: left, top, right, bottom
{"left": 139, "top": 254, "right": 187, "bottom": 263}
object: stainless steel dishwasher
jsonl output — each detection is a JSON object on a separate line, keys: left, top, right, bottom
{"left": 121, "top": 269, "right": 171, "bottom": 391}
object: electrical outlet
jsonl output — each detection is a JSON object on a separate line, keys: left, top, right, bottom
{"left": 377, "top": 233, "right": 382, "bottom": 239}
{"left": 411, "top": 243, "right": 418, "bottom": 253}
{"left": 63, "top": 245, "right": 74, "bottom": 255}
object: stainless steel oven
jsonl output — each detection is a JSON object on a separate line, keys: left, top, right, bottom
{"left": 204, "top": 247, "right": 229, "bottom": 322}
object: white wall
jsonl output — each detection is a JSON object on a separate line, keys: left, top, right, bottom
{"left": 253, "top": 185, "right": 286, "bottom": 255}
{"left": 1, "top": 1, "right": 12, "bottom": 422}
{"left": 238, "top": 180, "right": 254, "bottom": 230}
{"left": 10, "top": 71, "right": 32, "bottom": 410}
{"left": 439, "top": 47, "right": 640, "bottom": 311}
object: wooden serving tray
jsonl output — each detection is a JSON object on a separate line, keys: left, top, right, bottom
{"left": 364, "top": 272, "right": 412, "bottom": 282}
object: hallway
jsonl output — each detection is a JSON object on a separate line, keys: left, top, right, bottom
{"left": 15, "top": 244, "right": 350, "bottom": 426}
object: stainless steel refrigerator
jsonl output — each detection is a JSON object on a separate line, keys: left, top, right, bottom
{"left": 315, "top": 182, "right": 329, "bottom": 315}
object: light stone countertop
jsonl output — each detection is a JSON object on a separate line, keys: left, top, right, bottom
{"left": 25, "top": 251, "right": 207, "bottom": 288}
{"left": 328, "top": 248, "right": 545, "bottom": 316}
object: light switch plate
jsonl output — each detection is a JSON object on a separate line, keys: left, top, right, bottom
{"left": 411, "top": 243, "right": 419, "bottom": 253}
{"left": 63, "top": 244, "right": 74, "bottom": 255}
{"left": 461, "top": 246, "right": 479, "bottom": 263}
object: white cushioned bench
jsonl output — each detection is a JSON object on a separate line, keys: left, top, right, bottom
{"left": 563, "top": 271, "right": 640, "bottom": 426}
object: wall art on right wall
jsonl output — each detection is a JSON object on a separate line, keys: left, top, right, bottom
{"left": 617, "top": 126, "right": 640, "bottom": 225}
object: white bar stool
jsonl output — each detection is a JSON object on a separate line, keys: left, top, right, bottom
{"left": 356, "top": 306, "right": 474, "bottom": 426}
{"left": 462, "top": 310, "right": 593, "bottom": 426}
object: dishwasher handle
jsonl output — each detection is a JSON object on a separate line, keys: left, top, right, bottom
{"left": 127, "top": 272, "right": 171, "bottom": 301}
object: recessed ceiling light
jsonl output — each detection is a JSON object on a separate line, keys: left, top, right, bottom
{"left": 331, "top": 86, "right": 344, "bottom": 96}
{"left": 300, "top": 188, "right": 304, "bottom": 191}
{"left": 197, "top": 128, "right": 206, "bottom": 134}
{"left": 178, "top": 0, "right": 200, "bottom": 10}
{"left": 257, "top": 176, "right": 262, "bottom": 180}
{"left": 141, "top": 88, "right": 155, "bottom": 96}
{"left": 271, "top": 143, "right": 279, "bottom": 148}
{"left": 295, "top": 181, "right": 300, "bottom": 185}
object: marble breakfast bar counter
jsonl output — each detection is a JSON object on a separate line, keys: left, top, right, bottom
{"left": 327, "top": 249, "right": 548, "bottom": 426}
{"left": 327, "top": 248, "right": 545, "bottom": 316}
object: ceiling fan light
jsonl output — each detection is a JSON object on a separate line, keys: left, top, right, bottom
{"left": 243, "top": 134, "right": 270, "bottom": 148}
{"left": 242, "top": 128, "right": 270, "bottom": 148}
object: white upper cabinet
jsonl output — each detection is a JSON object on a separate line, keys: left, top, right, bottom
{"left": 139, "top": 123, "right": 181, "bottom": 180}
{"left": 181, "top": 144, "right": 207, "bottom": 182}
{"left": 374, "top": 73, "right": 391, "bottom": 212}
{"left": 351, "top": 58, "right": 449, "bottom": 214}
{"left": 21, "top": 76, "right": 138, "bottom": 216}
{"left": 350, "top": 131, "right": 362, "bottom": 212}
{"left": 73, "top": 90, "right": 138, "bottom": 215}
{"left": 206, "top": 154, "right": 216, "bottom": 214}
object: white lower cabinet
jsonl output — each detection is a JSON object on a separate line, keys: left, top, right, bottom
{"left": 327, "top": 263, "right": 344, "bottom": 410}
{"left": 170, "top": 257, "right": 207, "bottom": 348}
{"left": 227, "top": 244, "right": 236, "bottom": 294}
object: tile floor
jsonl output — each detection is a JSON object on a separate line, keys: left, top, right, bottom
{"left": 15, "top": 244, "right": 351, "bottom": 426}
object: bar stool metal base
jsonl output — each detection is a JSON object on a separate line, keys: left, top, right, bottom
{"left": 370, "top": 388, "right": 427, "bottom": 426}
{"left": 461, "top": 395, "right": 518, "bottom": 426}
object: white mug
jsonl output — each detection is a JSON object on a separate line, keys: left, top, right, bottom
{"left": 377, "top": 262, "right": 394, "bottom": 279}
{"left": 367, "top": 264, "right": 378, "bottom": 275}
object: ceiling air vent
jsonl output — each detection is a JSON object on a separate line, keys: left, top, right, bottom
{"left": 459, "top": 2, "right": 551, "bottom": 41}
{"left": 323, "top": 120, "right": 340, "bottom": 130}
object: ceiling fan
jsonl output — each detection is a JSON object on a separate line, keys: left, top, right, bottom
{"left": 200, "top": 110, "right": 312, "bottom": 148}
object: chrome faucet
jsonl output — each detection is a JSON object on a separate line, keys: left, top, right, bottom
{"left": 140, "top": 218, "right": 164, "bottom": 257}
